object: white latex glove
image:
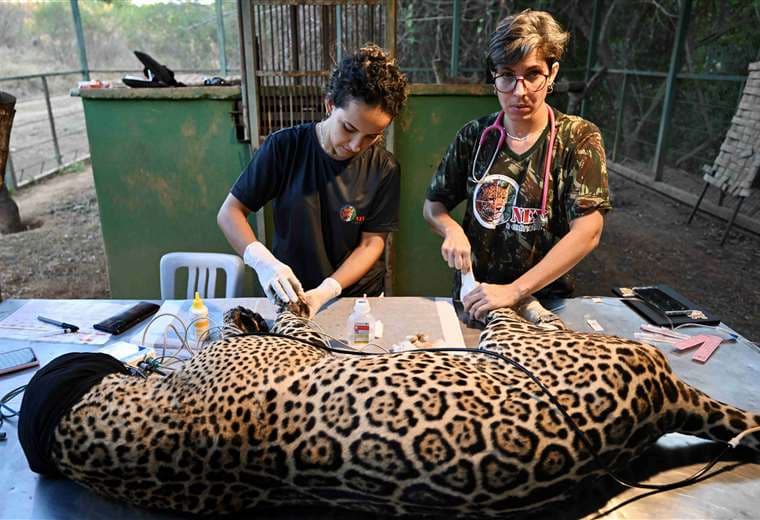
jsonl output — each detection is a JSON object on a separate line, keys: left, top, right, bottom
{"left": 243, "top": 241, "right": 304, "bottom": 303}
{"left": 303, "top": 277, "right": 342, "bottom": 319}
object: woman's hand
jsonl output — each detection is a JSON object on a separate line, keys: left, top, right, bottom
{"left": 441, "top": 226, "right": 472, "bottom": 272}
{"left": 462, "top": 282, "right": 525, "bottom": 320}
{"left": 423, "top": 200, "right": 473, "bottom": 272}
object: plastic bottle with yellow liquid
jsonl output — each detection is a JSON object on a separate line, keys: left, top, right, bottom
{"left": 190, "top": 291, "right": 209, "bottom": 339}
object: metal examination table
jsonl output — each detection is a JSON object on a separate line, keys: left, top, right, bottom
{"left": 0, "top": 297, "right": 758, "bottom": 519}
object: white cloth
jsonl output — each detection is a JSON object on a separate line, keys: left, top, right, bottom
{"left": 243, "top": 241, "right": 303, "bottom": 303}
{"left": 303, "top": 277, "right": 342, "bottom": 318}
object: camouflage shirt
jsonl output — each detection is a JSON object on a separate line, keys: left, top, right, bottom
{"left": 426, "top": 106, "right": 611, "bottom": 297}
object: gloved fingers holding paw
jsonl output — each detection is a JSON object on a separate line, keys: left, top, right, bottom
{"left": 303, "top": 277, "right": 342, "bottom": 319}
{"left": 244, "top": 241, "right": 304, "bottom": 304}
{"left": 265, "top": 268, "right": 304, "bottom": 303}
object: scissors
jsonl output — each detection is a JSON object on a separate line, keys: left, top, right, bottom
{"left": 469, "top": 106, "right": 557, "bottom": 226}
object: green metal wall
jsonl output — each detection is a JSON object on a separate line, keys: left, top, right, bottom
{"left": 80, "top": 85, "right": 497, "bottom": 299}
{"left": 80, "top": 88, "right": 253, "bottom": 298}
{"left": 392, "top": 87, "right": 498, "bottom": 296}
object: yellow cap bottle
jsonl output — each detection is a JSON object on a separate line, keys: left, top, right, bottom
{"left": 190, "top": 291, "right": 209, "bottom": 339}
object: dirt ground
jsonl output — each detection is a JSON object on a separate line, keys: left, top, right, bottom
{"left": 1, "top": 164, "right": 758, "bottom": 341}
{"left": 0, "top": 163, "right": 109, "bottom": 300}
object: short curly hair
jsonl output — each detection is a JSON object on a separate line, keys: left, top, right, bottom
{"left": 487, "top": 10, "right": 569, "bottom": 72}
{"left": 326, "top": 44, "right": 408, "bottom": 118}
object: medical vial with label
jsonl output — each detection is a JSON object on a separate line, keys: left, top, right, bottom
{"left": 346, "top": 298, "right": 375, "bottom": 347}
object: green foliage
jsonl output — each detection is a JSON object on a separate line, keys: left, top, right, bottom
{"left": 30, "top": 2, "right": 78, "bottom": 67}
{"left": 0, "top": 4, "right": 26, "bottom": 48}
{"left": 60, "top": 160, "right": 87, "bottom": 175}
{"left": 11, "top": 1, "right": 239, "bottom": 74}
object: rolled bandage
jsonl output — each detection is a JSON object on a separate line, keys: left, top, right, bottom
{"left": 460, "top": 270, "right": 479, "bottom": 301}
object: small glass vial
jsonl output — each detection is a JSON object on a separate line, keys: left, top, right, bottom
{"left": 346, "top": 298, "right": 375, "bottom": 347}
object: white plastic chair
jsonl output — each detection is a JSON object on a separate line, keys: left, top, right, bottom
{"left": 160, "top": 252, "right": 244, "bottom": 299}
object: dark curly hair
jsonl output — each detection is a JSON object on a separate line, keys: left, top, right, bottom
{"left": 326, "top": 44, "right": 408, "bottom": 118}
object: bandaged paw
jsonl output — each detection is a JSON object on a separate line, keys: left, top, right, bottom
{"left": 517, "top": 297, "right": 567, "bottom": 331}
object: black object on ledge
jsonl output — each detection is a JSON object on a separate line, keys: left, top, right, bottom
{"left": 122, "top": 50, "right": 185, "bottom": 88}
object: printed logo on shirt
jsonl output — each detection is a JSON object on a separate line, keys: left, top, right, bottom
{"left": 472, "top": 174, "right": 545, "bottom": 232}
{"left": 339, "top": 205, "right": 365, "bottom": 223}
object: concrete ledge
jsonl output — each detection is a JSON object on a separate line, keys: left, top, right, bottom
{"left": 608, "top": 161, "right": 760, "bottom": 237}
{"left": 71, "top": 86, "right": 242, "bottom": 100}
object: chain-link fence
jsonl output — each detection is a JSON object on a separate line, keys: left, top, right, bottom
{"left": 585, "top": 70, "right": 745, "bottom": 176}
{"left": 0, "top": 0, "right": 241, "bottom": 189}
{"left": 1, "top": 71, "right": 89, "bottom": 189}
{"left": 3, "top": 1, "right": 759, "bottom": 223}
{"left": 393, "top": 0, "right": 760, "bottom": 224}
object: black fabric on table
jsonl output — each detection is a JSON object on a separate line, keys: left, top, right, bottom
{"left": 18, "top": 352, "right": 130, "bottom": 477}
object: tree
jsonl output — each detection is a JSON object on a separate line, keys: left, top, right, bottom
{"left": 0, "top": 91, "right": 22, "bottom": 235}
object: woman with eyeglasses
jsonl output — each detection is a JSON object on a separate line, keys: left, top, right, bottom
{"left": 218, "top": 45, "right": 407, "bottom": 318}
{"left": 423, "top": 10, "right": 611, "bottom": 322}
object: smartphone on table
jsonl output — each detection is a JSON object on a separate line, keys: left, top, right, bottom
{"left": 0, "top": 347, "right": 40, "bottom": 376}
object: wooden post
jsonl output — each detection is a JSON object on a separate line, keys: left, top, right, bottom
{"left": 385, "top": 0, "right": 396, "bottom": 58}
{"left": 0, "top": 91, "right": 22, "bottom": 235}
{"left": 238, "top": 0, "right": 267, "bottom": 258}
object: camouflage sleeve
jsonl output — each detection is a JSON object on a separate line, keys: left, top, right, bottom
{"left": 425, "top": 120, "right": 479, "bottom": 211}
{"left": 563, "top": 122, "right": 612, "bottom": 221}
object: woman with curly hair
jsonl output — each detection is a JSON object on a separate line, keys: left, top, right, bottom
{"left": 424, "top": 10, "right": 611, "bottom": 322}
{"left": 218, "top": 45, "right": 407, "bottom": 318}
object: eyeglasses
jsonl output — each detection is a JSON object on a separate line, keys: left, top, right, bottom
{"left": 493, "top": 71, "right": 550, "bottom": 93}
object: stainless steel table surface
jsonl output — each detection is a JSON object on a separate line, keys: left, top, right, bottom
{"left": 1, "top": 297, "right": 758, "bottom": 519}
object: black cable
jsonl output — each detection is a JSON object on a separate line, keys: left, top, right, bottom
{"left": 0, "top": 384, "right": 27, "bottom": 440}
{"left": 234, "top": 330, "right": 736, "bottom": 492}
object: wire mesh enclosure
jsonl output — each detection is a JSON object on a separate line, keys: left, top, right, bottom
{"left": 241, "top": 1, "right": 389, "bottom": 142}
{"left": 395, "top": 1, "right": 506, "bottom": 84}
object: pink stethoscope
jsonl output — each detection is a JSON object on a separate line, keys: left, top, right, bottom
{"left": 469, "top": 105, "right": 556, "bottom": 225}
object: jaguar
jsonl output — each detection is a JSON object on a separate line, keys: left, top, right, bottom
{"left": 21, "top": 306, "right": 760, "bottom": 516}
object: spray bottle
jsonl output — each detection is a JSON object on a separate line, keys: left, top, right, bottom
{"left": 346, "top": 298, "right": 375, "bottom": 347}
{"left": 190, "top": 291, "right": 209, "bottom": 339}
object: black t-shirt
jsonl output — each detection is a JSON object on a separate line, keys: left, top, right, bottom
{"left": 231, "top": 123, "right": 400, "bottom": 296}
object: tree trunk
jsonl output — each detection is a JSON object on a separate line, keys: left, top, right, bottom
{"left": 0, "top": 91, "right": 22, "bottom": 235}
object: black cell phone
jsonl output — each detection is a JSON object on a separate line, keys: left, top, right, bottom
{"left": 633, "top": 286, "right": 689, "bottom": 313}
{"left": 93, "top": 302, "right": 161, "bottom": 335}
{"left": 0, "top": 347, "right": 40, "bottom": 376}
